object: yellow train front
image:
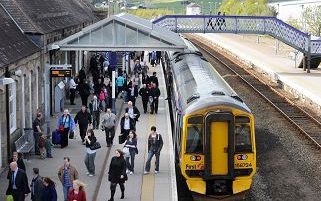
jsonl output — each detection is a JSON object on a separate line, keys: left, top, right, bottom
{"left": 165, "top": 38, "right": 256, "bottom": 200}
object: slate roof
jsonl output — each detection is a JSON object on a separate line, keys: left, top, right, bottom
{"left": 0, "top": 5, "right": 40, "bottom": 68}
{"left": 0, "top": 0, "right": 97, "bottom": 34}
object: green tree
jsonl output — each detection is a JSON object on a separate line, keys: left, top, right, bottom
{"left": 287, "top": 17, "right": 301, "bottom": 30}
{"left": 219, "top": 0, "right": 274, "bottom": 16}
{"left": 302, "top": 6, "right": 321, "bottom": 36}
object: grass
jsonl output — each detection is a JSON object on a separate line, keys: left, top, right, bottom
{"left": 152, "top": 0, "right": 223, "bottom": 14}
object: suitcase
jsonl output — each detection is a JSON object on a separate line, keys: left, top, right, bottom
{"left": 52, "top": 130, "right": 61, "bottom": 145}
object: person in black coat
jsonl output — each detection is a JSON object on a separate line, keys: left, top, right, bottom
{"left": 149, "top": 72, "right": 159, "bottom": 87}
{"left": 75, "top": 105, "right": 92, "bottom": 144}
{"left": 149, "top": 83, "right": 161, "bottom": 114}
{"left": 108, "top": 149, "right": 127, "bottom": 201}
{"left": 6, "top": 162, "right": 31, "bottom": 201}
{"left": 78, "top": 81, "right": 91, "bottom": 107}
{"left": 125, "top": 101, "right": 140, "bottom": 122}
{"left": 139, "top": 84, "right": 150, "bottom": 113}
{"left": 30, "top": 168, "right": 44, "bottom": 201}
{"left": 126, "top": 80, "right": 139, "bottom": 106}
{"left": 8, "top": 152, "right": 26, "bottom": 171}
{"left": 120, "top": 113, "right": 135, "bottom": 138}
{"left": 41, "top": 177, "right": 57, "bottom": 201}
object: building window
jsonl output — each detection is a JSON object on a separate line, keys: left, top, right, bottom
{"left": 9, "top": 82, "right": 17, "bottom": 134}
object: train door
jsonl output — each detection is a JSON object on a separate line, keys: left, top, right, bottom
{"left": 204, "top": 112, "right": 234, "bottom": 194}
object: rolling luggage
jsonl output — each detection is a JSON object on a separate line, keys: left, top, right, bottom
{"left": 52, "top": 130, "right": 61, "bottom": 145}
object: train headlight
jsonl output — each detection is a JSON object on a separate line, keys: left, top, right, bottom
{"left": 190, "top": 155, "right": 201, "bottom": 161}
{"left": 237, "top": 154, "right": 248, "bottom": 160}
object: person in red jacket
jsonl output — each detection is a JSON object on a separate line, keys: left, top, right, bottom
{"left": 67, "top": 180, "right": 86, "bottom": 201}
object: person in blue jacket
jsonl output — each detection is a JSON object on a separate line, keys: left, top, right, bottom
{"left": 56, "top": 109, "right": 75, "bottom": 148}
{"left": 41, "top": 177, "right": 57, "bottom": 201}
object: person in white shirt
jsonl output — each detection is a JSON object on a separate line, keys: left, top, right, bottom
{"left": 69, "top": 77, "right": 77, "bottom": 105}
{"left": 125, "top": 101, "right": 140, "bottom": 127}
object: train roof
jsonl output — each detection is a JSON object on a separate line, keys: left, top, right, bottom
{"left": 169, "top": 38, "right": 251, "bottom": 114}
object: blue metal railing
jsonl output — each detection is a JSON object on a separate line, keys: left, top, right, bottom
{"left": 153, "top": 15, "right": 321, "bottom": 56}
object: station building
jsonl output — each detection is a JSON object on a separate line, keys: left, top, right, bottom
{"left": 0, "top": 0, "right": 98, "bottom": 169}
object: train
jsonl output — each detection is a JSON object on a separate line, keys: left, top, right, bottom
{"left": 164, "top": 38, "right": 256, "bottom": 200}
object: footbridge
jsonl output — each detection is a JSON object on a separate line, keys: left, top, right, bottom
{"left": 153, "top": 15, "right": 321, "bottom": 73}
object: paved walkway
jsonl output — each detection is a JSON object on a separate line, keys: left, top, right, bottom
{"left": 0, "top": 58, "right": 177, "bottom": 201}
{"left": 196, "top": 33, "right": 321, "bottom": 108}
{"left": 96, "top": 62, "right": 177, "bottom": 201}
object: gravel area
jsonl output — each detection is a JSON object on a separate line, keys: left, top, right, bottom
{"left": 200, "top": 49, "right": 321, "bottom": 201}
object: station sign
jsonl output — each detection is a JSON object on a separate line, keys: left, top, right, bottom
{"left": 50, "top": 65, "right": 72, "bottom": 78}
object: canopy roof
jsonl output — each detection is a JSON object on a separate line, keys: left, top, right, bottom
{"left": 57, "top": 13, "right": 186, "bottom": 51}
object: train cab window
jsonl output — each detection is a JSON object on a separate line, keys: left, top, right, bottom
{"left": 186, "top": 126, "right": 203, "bottom": 153}
{"left": 235, "top": 124, "right": 252, "bottom": 152}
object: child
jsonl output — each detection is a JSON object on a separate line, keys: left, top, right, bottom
{"left": 45, "top": 134, "right": 53, "bottom": 158}
{"left": 39, "top": 133, "right": 46, "bottom": 159}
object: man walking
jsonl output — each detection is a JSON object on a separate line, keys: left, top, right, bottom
{"left": 32, "top": 113, "right": 42, "bottom": 155}
{"left": 150, "top": 83, "right": 161, "bottom": 114}
{"left": 89, "top": 95, "right": 102, "bottom": 129}
{"left": 69, "top": 77, "right": 77, "bottom": 105}
{"left": 101, "top": 108, "right": 117, "bottom": 147}
{"left": 58, "top": 157, "right": 79, "bottom": 201}
{"left": 30, "top": 168, "right": 44, "bottom": 201}
{"left": 127, "top": 80, "right": 139, "bottom": 106}
{"left": 120, "top": 113, "right": 135, "bottom": 138}
{"left": 139, "top": 84, "right": 150, "bottom": 113}
{"left": 6, "top": 162, "right": 30, "bottom": 201}
{"left": 75, "top": 105, "right": 92, "bottom": 144}
{"left": 144, "top": 126, "right": 163, "bottom": 174}
{"left": 125, "top": 101, "right": 140, "bottom": 126}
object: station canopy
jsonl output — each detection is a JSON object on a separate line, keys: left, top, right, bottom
{"left": 57, "top": 13, "right": 187, "bottom": 51}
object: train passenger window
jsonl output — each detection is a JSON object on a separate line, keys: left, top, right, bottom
{"left": 186, "top": 126, "right": 203, "bottom": 153}
{"left": 188, "top": 116, "right": 203, "bottom": 124}
{"left": 235, "top": 124, "right": 252, "bottom": 152}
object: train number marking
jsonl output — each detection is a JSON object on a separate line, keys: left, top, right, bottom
{"left": 235, "top": 163, "right": 252, "bottom": 168}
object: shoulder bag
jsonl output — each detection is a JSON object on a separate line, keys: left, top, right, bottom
{"left": 90, "top": 141, "right": 101, "bottom": 150}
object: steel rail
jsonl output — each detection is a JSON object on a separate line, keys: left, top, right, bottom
{"left": 188, "top": 35, "right": 321, "bottom": 149}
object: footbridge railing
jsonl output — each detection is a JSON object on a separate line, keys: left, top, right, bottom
{"left": 153, "top": 15, "right": 321, "bottom": 72}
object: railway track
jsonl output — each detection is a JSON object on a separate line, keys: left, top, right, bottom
{"left": 188, "top": 35, "right": 321, "bottom": 149}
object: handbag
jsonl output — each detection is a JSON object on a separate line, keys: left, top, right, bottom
{"left": 134, "top": 147, "right": 138, "bottom": 154}
{"left": 90, "top": 141, "right": 101, "bottom": 150}
{"left": 58, "top": 125, "right": 64, "bottom": 133}
{"left": 58, "top": 116, "right": 67, "bottom": 133}
{"left": 122, "top": 146, "right": 130, "bottom": 158}
{"left": 69, "top": 131, "right": 74, "bottom": 139}
{"left": 6, "top": 195, "right": 13, "bottom": 201}
{"left": 118, "top": 134, "right": 127, "bottom": 144}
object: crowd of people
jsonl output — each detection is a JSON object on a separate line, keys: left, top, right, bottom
{"left": 5, "top": 51, "right": 167, "bottom": 201}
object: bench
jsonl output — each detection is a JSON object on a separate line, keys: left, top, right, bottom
{"left": 15, "top": 129, "right": 34, "bottom": 159}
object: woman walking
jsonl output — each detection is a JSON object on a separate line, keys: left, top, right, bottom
{"left": 57, "top": 109, "right": 75, "bottom": 148}
{"left": 84, "top": 129, "right": 97, "bottom": 177}
{"left": 42, "top": 177, "right": 57, "bottom": 201}
{"left": 108, "top": 149, "right": 127, "bottom": 201}
{"left": 124, "top": 131, "right": 138, "bottom": 175}
{"left": 68, "top": 180, "right": 87, "bottom": 201}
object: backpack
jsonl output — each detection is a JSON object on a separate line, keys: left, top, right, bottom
{"left": 99, "top": 91, "right": 105, "bottom": 101}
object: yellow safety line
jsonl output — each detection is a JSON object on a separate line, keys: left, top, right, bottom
{"left": 140, "top": 113, "right": 156, "bottom": 201}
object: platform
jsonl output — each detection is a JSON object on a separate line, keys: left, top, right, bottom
{"left": 0, "top": 58, "right": 177, "bottom": 201}
{"left": 96, "top": 62, "right": 177, "bottom": 201}
{"left": 195, "top": 33, "right": 321, "bottom": 110}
